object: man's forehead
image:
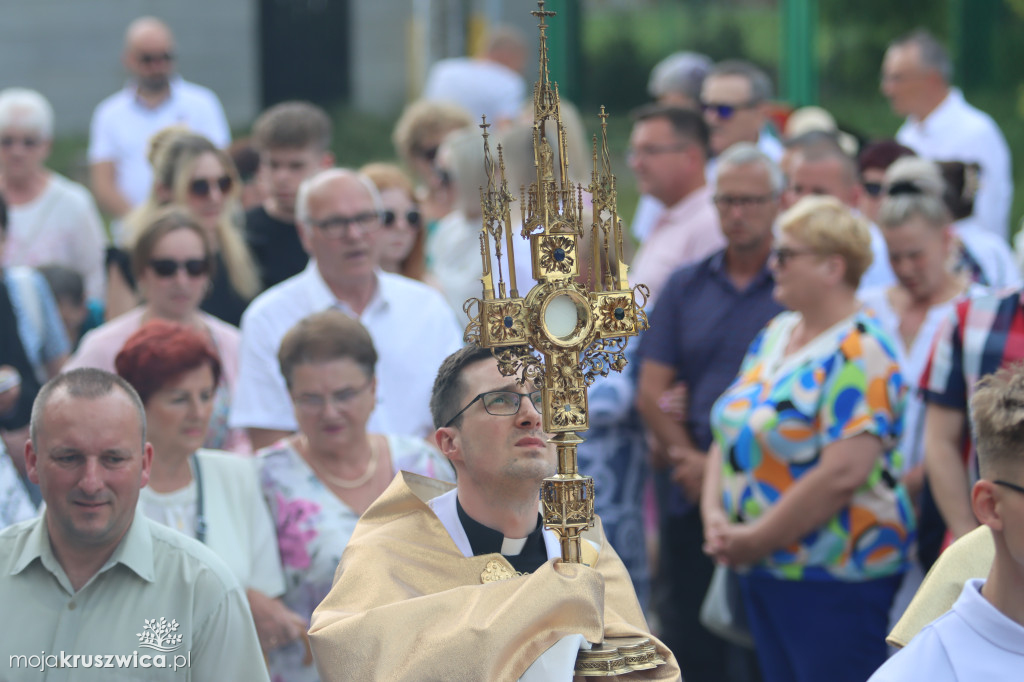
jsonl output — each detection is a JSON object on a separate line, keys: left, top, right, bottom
{"left": 308, "top": 178, "right": 374, "bottom": 216}
{"left": 39, "top": 391, "right": 143, "bottom": 441}
{"left": 703, "top": 74, "right": 752, "bottom": 99}
{"left": 717, "top": 162, "right": 772, "bottom": 189}
{"left": 463, "top": 359, "right": 520, "bottom": 392}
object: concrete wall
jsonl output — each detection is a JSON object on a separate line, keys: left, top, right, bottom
{"left": 0, "top": 0, "right": 258, "bottom": 136}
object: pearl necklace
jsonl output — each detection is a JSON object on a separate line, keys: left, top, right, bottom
{"left": 304, "top": 436, "right": 380, "bottom": 489}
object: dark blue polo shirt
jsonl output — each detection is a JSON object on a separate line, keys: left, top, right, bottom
{"left": 638, "top": 249, "right": 783, "bottom": 453}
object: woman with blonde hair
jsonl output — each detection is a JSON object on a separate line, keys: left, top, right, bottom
{"left": 359, "top": 162, "right": 430, "bottom": 283}
{"left": 106, "top": 129, "right": 260, "bottom": 325}
{"left": 702, "top": 195, "right": 914, "bottom": 682}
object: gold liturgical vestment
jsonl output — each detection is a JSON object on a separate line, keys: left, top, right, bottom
{"left": 309, "top": 472, "right": 680, "bottom": 681}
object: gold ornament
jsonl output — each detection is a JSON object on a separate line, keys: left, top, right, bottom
{"left": 462, "top": 1, "right": 662, "bottom": 676}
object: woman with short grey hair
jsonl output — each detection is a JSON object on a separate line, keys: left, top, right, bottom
{"left": 0, "top": 88, "right": 107, "bottom": 301}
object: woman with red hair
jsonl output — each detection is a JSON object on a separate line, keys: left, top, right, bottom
{"left": 116, "top": 319, "right": 304, "bottom": 656}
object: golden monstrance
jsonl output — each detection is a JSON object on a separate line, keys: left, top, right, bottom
{"left": 462, "top": 2, "right": 666, "bottom": 675}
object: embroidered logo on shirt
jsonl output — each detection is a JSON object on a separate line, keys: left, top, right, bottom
{"left": 136, "top": 618, "right": 184, "bottom": 652}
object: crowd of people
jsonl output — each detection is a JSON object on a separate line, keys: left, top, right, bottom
{"left": 0, "top": 12, "right": 1020, "bottom": 682}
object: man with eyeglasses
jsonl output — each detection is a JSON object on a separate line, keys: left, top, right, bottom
{"left": 308, "top": 344, "right": 679, "bottom": 681}
{"left": 230, "top": 168, "right": 461, "bottom": 451}
{"left": 869, "top": 364, "right": 1024, "bottom": 681}
{"left": 246, "top": 101, "right": 335, "bottom": 289}
{"left": 700, "top": 61, "right": 784, "bottom": 179}
{"left": 88, "top": 17, "right": 229, "bottom": 227}
{"left": 628, "top": 104, "right": 722, "bottom": 306}
{"left": 636, "top": 142, "right": 782, "bottom": 682}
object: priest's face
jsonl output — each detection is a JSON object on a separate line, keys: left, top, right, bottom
{"left": 445, "top": 360, "right": 556, "bottom": 496}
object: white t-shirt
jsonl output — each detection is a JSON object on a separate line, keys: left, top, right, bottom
{"left": 4, "top": 173, "right": 108, "bottom": 300}
{"left": 229, "top": 263, "right": 463, "bottom": 439}
{"left": 422, "top": 57, "right": 526, "bottom": 123}
{"left": 88, "top": 76, "right": 231, "bottom": 209}
{"left": 869, "top": 578, "right": 1024, "bottom": 681}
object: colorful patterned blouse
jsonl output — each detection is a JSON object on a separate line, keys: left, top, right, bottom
{"left": 711, "top": 310, "right": 915, "bottom": 582}
{"left": 259, "top": 435, "right": 455, "bottom": 682}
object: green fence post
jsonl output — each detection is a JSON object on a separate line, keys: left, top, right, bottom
{"left": 781, "top": 0, "right": 818, "bottom": 106}
{"left": 545, "top": 0, "right": 581, "bottom": 103}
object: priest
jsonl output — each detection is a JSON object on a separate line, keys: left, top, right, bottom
{"left": 309, "top": 345, "right": 680, "bottom": 681}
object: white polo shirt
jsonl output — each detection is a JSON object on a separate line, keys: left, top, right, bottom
{"left": 229, "top": 262, "right": 463, "bottom": 439}
{"left": 869, "top": 578, "right": 1024, "bottom": 681}
{"left": 88, "top": 77, "right": 231, "bottom": 209}
{"left": 897, "top": 88, "right": 1013, "bottom": 240}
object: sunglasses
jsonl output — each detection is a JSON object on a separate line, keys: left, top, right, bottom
{"left": 139, "top": 51, "right": 174, "bottom": 65}
{"left": 188, "top": 175, "right": 233, "bottom": 198}
{"left": 701, "top": 101, "right": 757, "bottom": 120}
{"left": 382, "top": 209, "right": 421, "bottom": 227}
{"left": 862, "top": 182, "right": 883, "bottom": 197}
{"left": 148, "top": 258, "right": 210, "bottom": 278}
{"left": 0, "top": 136, "right": 40, "bottom": 149}
{"left": 417, "top": 145, "right": 440, "bottom": 162}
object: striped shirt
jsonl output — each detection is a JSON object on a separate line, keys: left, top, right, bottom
{"left": 921, "top": 288, "right": 1024, "bottom": 477}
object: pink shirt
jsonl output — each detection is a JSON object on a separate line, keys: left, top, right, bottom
{"left": 629, "top": 185, "right": 723, "bottom": 306}
{"left": 64, "top": 307, "right": 249, "bottom": 454}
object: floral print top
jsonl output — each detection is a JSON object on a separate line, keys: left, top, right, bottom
{"left": 710, "top": 310, "right": 915, "bottom": 582}
{"left": 259, "top": 434, "right": 455, "bottom": 682}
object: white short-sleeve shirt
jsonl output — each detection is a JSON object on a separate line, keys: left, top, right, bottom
{"left": 88, "top": 77, "right": 231, "bottom": 209}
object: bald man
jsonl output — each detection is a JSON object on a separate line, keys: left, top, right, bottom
{"left": 88, "top": 17, "right": 230, "bottom": 223}
{"left": 229, "top": 168, "right": 462, "bottom": 450}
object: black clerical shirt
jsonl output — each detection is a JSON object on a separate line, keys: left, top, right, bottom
{"left": 456, "top": 498, "right": 549, "bottom": 574}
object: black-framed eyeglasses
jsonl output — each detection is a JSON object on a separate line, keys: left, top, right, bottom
{"left": 293, "top": 378, "right": 374, "bottom": 412}
{"left": 309, "top": 211, "right": 381, "bottom": 237}
{"left": 713, "top": 194, "right": 775, "bottom": 209}
{"left": 862, "top": 182, "right": 883, "bottom": 197}
{"left": 443, "top": 389, "right": 544, "bottom": 428}
{"left": 993, "top": 479, "right": 1024, "bottom": 496}
{"left": 139, "top": 51, "right": 174, "bottom": 65}
{"left": 769, "top": 247, "right": 818, "bottom": 267}
{"left": 188, "top": 175, "right": 233, "bottom": 198}
{"left": 382, "top": 209, "right": 422, "bottom": 228}
{"left": 149, "top": 258, "right": 210, "bottom": 278}
{"left": 701, "top": 101, "right": 757, "bottom": 120}
{"left": 0, "top": 135, "right": 40, "bottom": 149}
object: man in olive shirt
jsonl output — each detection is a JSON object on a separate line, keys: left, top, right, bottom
{"left": 0, "top": 369, "right": 267, "bottom": 681}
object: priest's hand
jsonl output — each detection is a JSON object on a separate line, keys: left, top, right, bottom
{"left": 248, "top": 589, "right": 308, "bottom": 653}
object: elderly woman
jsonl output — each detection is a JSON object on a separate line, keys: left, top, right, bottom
{"left": 0, "top": 88, "right": 106, "bottom": 302}
{"left": 701, "top": 195, "right": 914, "bottom": 682}
{"left": 360, "top": 162, "right": 430, "bottom": 283}
{"left": 65, "top": 206, "right": 247, "bottom": 453}
{"left": 115, "top": 320, "right": 299, "bottom": 653}
{"left": 259, "top": 309, "right": 454, "bottom": 682}
{"left": 106, "top": 130, "right": 260, "bottom": 325}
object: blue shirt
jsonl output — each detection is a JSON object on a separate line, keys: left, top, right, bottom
{"left": 637, "top": 249, "right": 782, "bottom": 514}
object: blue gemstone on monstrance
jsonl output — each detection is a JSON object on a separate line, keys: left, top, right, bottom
{"left": 503, "top": 316, "right": 514, "bottom": 328}
{"left": 614, "top": 307, "right": 625, "bottom": 320}
{"left": 554, "top": 248, "right": 566, "bottom": 262}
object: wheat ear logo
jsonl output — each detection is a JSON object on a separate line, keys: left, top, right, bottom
{"left": 136, "top": 618, "right": 184, "bottom": 652}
